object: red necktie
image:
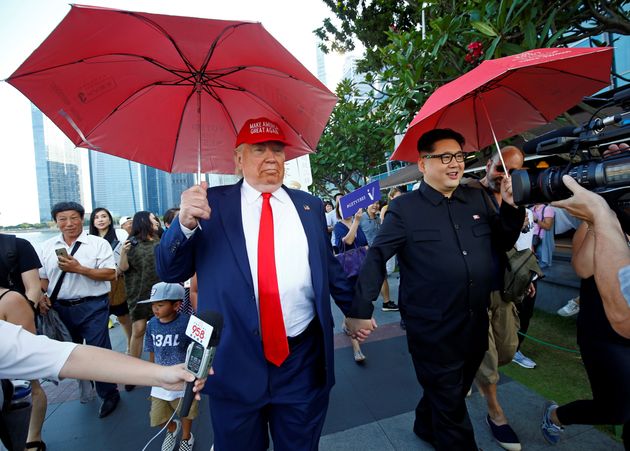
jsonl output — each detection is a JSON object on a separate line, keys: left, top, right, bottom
{"left": 258, "top": 193, "right": 289, "bottom": 366}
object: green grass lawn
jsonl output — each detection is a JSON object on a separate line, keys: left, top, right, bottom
{"left": 499, "top": 309, "right": 621, "bottom": 441}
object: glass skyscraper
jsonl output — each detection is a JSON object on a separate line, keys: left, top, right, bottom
{"left": 31, "top": 105, "right": 82, "bottom": 222}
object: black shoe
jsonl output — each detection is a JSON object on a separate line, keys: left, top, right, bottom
{"left": 486, "top": 415, "right": 521, "bottom": 450}
{"left": 98, "top": 392, "right": 120, "bottom": 418}
{"left": 382, "top": 301, "right": 399, "bottom": 311}
{"left": 413, "top": 427, "right": 436, "bottom": 446}
{"left": 124, "top": 384, "right": 136, "bottom": 392}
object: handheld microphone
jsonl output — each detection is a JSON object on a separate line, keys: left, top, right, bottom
{"left": 180, "top": 311, "right": 223, "bottom": 418}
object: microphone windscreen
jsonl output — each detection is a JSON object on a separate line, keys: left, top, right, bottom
{"left": 196, "top": 311, "right": 223, "bottom": 346}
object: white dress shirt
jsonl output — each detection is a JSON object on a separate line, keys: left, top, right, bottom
{"left": 37, "top": 231, "right": 115, "bottom": 299}
{"left": 181, "top": 180, "right": 316, "bottom": 336}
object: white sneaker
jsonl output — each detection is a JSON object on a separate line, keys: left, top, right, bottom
{"left": 162, "top": 419, "right": 181, "bottom": 451}
{"left": 179, "top": 432, "right": 194, "bottom": 451}
{"left": 512, "top": 350, "right": 536, "bottom": 369}
{"left": 557, "top": 298, "right": 579, "bottom": 317}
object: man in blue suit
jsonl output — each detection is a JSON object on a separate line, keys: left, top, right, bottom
{"left": 156, "top": 117, "right": 372, "bottom": 451}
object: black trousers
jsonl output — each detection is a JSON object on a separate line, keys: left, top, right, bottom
{"left": 411, "top": 350, "right": 486, "bottom": 451}
{"left": 516, "top": 281, "right": 537, "bottom": 349}
{"left": 556, "top": 340, "right": 630, "bottom": 449}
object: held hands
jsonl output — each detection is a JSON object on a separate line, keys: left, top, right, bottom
{"left": 344, "top": 317, "right": 377, "bottom": 342}
{"left": 180, "top": 181, "right": 211, "bottom": 229}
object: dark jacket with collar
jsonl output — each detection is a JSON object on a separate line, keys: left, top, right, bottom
{"left": 351, "top": 182, "right": 524, "bottom": 363}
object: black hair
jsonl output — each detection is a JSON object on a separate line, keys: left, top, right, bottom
{"left": 162, "top": 208, "right": 180, "bottom": 227}
{"left": 89, "top": 207, "right": 117, "bottom": 245}
{"left": 130, "top": 211, "right": 158, "bottom": 242}
{"left": 51, "top": 202, "right": 84, "bottom": 221}
{"left": 416, "top": 129, "right": 465, "bottom": 154}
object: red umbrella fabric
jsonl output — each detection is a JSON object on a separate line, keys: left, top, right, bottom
{"left": 7, "top": 4, "right": 336, "bottom": 174}
{"left": 392, "top": 47, "right": 613, "bottom": 162}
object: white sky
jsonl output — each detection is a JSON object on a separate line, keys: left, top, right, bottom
{"left": 0, "top": 0, "right": 347, "bottom": 226}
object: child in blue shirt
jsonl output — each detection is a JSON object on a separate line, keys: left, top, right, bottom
{"left": 142, "top": 282, "right": 198, "bottom": 451}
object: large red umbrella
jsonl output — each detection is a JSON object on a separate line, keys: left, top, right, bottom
{"left": 7, "top": 4, "right": 336, "bottom": 175}
{"left": 392, "top": 47, "right": 613, "bottom": 162}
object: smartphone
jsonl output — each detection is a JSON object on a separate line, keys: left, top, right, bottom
{"left": 55, "top": 248, "right": 69, "bottom": 259}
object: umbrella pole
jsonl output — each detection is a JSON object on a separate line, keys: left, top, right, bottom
{"left": 478, "top": 95, "right": 509, "bottom": 179}
{"left": 196, "top": 85, "right": 203, "bottom": 185}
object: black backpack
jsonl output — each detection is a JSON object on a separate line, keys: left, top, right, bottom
{"left": 0, "top": 234, "right": 19, "bottom": 290}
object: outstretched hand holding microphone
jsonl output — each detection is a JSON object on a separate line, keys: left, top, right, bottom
{"left": 180, "top": 311, "right": 224, "bottom": 417}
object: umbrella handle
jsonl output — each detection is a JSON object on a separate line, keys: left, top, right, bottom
{"left": 196, "top": 86, "right": 203, "bottom": 184}
{"left": 478, "top": 94, "right": 509, "bottom": 179}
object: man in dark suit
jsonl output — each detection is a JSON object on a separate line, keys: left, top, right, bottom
{"left": 155, "top": 117, "right": 364, "bottom": 451}
{"left": 347, "top": 129, "right": 524, "bottom": 450}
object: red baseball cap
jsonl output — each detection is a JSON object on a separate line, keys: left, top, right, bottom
{"left": 235, "top": 117, "right": 290, "bottom": 147}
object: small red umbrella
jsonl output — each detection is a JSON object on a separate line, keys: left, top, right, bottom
{"left": 7, "top": 4, "right": 336, "bottom": 176}
{"left": 392, "top": 47, "right": 613, "bottom": 162}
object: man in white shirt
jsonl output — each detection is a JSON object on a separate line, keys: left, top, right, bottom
{"left": 37, "top": 202, "right": 120, "bottom": 418}
{"left": 156, "top": 117, "right": 368, "bottom": 451}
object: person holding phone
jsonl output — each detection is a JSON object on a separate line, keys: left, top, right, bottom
{"left": 36, "top": 201, "right": 120, "bottom": 419}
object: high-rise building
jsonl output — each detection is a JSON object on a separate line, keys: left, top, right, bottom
{"left": 89, "top": 151, "right": 198, "bottom": 219}
{"left": 89, "top": 151, "right": 143, "bottom": 218}
{"left": 31, "top": 105, "right": 83, "bottom": 222}
{"left": 316, "top": 43, "right": 327, "bottom": 86}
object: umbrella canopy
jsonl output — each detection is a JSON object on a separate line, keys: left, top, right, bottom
{"left": 7, "top": 4, "right": 336, "bottom": 174}
{"left": 392, "top": 47, "right": 613, "bottom": 162}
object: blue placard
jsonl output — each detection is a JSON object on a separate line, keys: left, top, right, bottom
{"left": 339, "top": 180, "right": 381, "bottom": 219}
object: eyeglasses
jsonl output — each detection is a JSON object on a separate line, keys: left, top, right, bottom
{"left": 422, "top": 152, "right": 466, "bottom": 164}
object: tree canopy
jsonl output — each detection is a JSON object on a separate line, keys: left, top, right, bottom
{"left": 310, "top": 79, "right": 393, "bottom": 198}
{"left": 309, "top": 0, "right": 630, "bottom": 196}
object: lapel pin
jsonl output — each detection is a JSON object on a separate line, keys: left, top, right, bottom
{"left": 303, "top": 205, "right": 310, "bottom": 211}
{"left": 472, "top": 214, "right": 480, "bottom": 220}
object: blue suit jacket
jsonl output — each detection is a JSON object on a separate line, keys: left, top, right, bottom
{"left": 156, "top": 180, "right": 354, "bottom": 403}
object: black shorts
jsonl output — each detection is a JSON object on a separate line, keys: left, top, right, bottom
{"left": 109, "top": 301, "right": 129, "bottom": 317}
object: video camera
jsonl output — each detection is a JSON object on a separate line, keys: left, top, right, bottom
{"left": 511, "top": 85, "right": 630, "bottom": 231}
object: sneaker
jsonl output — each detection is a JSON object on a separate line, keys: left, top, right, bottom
{"left": 179, "top": 432, "right": 194, "bottom": 451}
{"left": 541, "top": 401, "right": 563, "bottom": 445}
{"left": 382, "top": 301, "right": 399, "bottom": 311}
{"left": 557, "top": 298, "right": 579, "bottom": 317}
{"left": 162, "top": 419, "right": 181, "bottom": 451}
{"left": 486, "top": 415, "right": 521, "bottom": 451}
{"left": 512, "top": 350, "right": 536, "bottom": 369}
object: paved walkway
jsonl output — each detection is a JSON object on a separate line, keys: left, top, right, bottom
{"left": 38, "top": 275, "right": 622, "bottom": 450}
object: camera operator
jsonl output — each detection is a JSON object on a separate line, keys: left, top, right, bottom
{"left": 540, "top": 144, "right": 630, "bottom": 448}
{"left": 553, "top": 175, "right": 630, "bottom": 338}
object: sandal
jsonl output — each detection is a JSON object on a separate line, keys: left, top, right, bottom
{"left": 25, "top": 440, "right": 47, "bottom": 451}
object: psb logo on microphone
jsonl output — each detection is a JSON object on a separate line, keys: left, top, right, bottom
{"left": 185, "top": 315, "right": 213, "bottom": 348}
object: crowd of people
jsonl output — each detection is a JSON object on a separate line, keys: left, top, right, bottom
{"left": 1, "top": 117, "right": 628, "bottom": 451}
